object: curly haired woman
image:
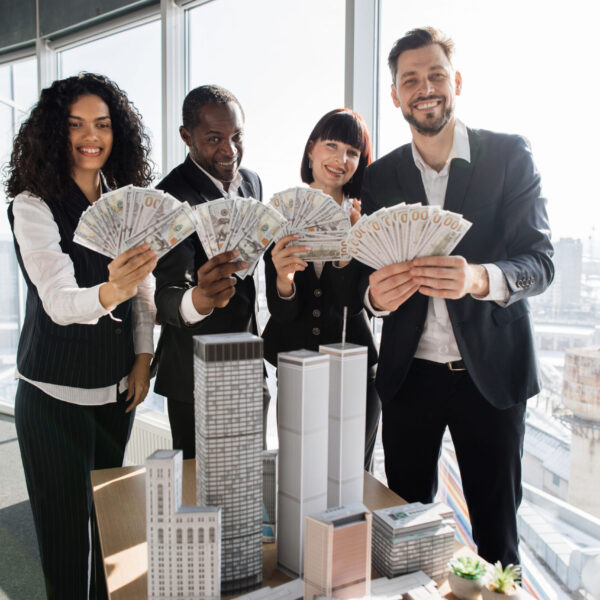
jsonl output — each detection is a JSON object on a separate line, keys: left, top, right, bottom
{"left": 6, "top": 73, "right": 157, "bottom": 599}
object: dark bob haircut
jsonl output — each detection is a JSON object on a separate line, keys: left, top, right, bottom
{"left": 182, "top": 84, "right": 244, "bottom": 131}
{"left": 388, "top": 27, "right": 455, "bottom": 84}
{"left": 6, "top": 72, "right": 153, "bottom": 201}
{"left": 300, "top": 109, "right": 372, "bottom": 199}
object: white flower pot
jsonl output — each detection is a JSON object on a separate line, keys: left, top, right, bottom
{"left": 448, "top": 572, "right": 485, "bottom": 600}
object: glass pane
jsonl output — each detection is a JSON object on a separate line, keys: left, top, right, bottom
{"left": 188, "top": 0, "right": 345, "bottom": 201}
{"left": 13, "top": 57, "right": 38, "bottom": 116}
{"left": 0, "top": 63, "right": 11, "bottom": 97}
{"left": 59, "top": 20, "right": 162, "bottom": 176}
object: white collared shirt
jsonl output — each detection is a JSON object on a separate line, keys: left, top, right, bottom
{"left": 179, "top": 157, "right": 244, "bottom": 324}
{"left": 367, "top": 119, "right": 509, "bottom": 363}
{"left": 12, "top": 191, "right": 156, "bottom": 405}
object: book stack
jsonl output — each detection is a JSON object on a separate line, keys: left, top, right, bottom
{"left": 372, "top": 502, "right": 455, "bottom": 581}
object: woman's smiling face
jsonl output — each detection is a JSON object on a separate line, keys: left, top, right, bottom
{"left": 308, "top": 138, "right": 361, "bottom": 192}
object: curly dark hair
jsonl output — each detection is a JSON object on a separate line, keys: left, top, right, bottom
{"left": 5, "top": 72, "right": 153, "bottom": 200}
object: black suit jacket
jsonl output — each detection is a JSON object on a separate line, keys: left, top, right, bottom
{"left": 360, "top": 128, "right": 554, "bottom": 409}
{"left": 153, "top": 156, "right": 262, "bottom": 402}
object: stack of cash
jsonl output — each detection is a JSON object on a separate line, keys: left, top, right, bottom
{"left": 347, "top": 204, "right": 472, "bottom": 269}
{"left": 194, "top": 197, "right": 286, "bottom": 279}
{"left": 372, "top": 502, "right": 456, "bottom": 581}
{"left": 269, "top": 187, "right": 351, "bottom": 262}
{"left": 74, "top": 185, "right": 197, "bottom": 259}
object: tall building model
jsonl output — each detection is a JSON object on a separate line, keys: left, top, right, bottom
{"left": 319, "top": 343, "right": 367, "bottom": 508}
{"left": 277, "top": 350, "right": 329, "bottom": 576}
{"left": 193, "top": 333, "right": 264, "bottom": 594}
{"left": 146, "top": 449, "right": 221, "bottom": 600}
{"left": 304, "top": 503, "right": 372, "bottom": 600}
{"left": 262, "top": 449, "right": 278, "bottom": 541}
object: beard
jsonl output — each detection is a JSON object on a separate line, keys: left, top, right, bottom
{"left": 403, "top": 97, "right": 453, "bottom": 137}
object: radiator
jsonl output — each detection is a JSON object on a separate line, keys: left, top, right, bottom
{"left": 125, "top": 407, "right": 172, "bottom": 465}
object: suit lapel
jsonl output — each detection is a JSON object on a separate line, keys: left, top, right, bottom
{"left": 397, "top": 146, "right": 428, "bottom": 206}
{"left": 180, "top": 156, "right": 223, "bottom": 205}
{"left": 444, "top": 128, "right": 478, "bottom": 214}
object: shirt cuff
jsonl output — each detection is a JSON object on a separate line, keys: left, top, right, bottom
{"left": 364, "top": 286, "right": 390, "bottom": 317}
{"left": 277, "top": 281, "right": 296, "bottom": 300}
{"left": 471, "top": 263, "right": 510, "bottom": 306}
{"left": 179, "top": 288, "right": 212, "bottom": 325}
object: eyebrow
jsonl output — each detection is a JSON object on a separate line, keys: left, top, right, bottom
{"left": 68, "top": 115, "right": 111, "bottom": 121}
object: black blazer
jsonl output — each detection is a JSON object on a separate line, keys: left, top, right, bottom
{"left": 262, "top": 249, "right": 378, "bottom": 368}
{"left": 153, "top": 156, "right": 262, "bottom": 402}
{"left": 359, "top": 128, "right": 554, "bottom": 409}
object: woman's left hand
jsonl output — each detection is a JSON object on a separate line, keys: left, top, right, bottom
{"left": 349, "top": 198, "right": 362, "bottom": 226}
{"left": 125, "top": 353, "right": 152, "bottom": 413}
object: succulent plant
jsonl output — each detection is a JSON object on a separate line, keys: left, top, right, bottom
{"left": 448, "top": 556, "right": 487, "bottom": 580}
{"left": 487, "top": 561, "right": 521, "bottom": 593}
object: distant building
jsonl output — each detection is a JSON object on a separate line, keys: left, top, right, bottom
{"left": 304, "top": 503, "right": 372, "bottom": 600}
{"left": 193, "top": 333, "right": 263, "bottom": 594}
{"left": 277, "top": 350, "right": 329, "bottom": 577}
{"left": 146, "top": 449, "right": 221, "bottom": 600}
{"left": 554, "top": 238, "right": 583, "bottom": 311}
{"left": 319, "top": 343, "right": 367, "bottom": 508}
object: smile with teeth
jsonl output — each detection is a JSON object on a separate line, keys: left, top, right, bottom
{"left": 78, "top": 146, "right": 102, "bottom": 156}
{"left": 324, "top": 165, "right": 345, "bottom": 176}
{"left": 414, "top": 99, "right": 442, "bottom": 111}
{"left": 217, "top": 159, "right": 237, "bottom": 167}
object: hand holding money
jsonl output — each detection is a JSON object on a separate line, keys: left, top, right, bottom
{"left": 192, "top": 250, "right": 248, "bottom": 315}
{"left": 100, "top": 243, "right": 157, "bottom": 311}
{"left": 368, "top": 261, "right": 419, "bottom": 312}
{"left": 271, "top": 234, "right": 309, "bottom": 297}
{"left": 411, "top": 255, "right": 490, "bottom": 299}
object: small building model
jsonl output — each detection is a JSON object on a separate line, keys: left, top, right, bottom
{"left": 304, "top": 503, "right": 372, "bottom": 600}
{"left": 277, "top": 349, "right": 329, "bottom": 576}
{"left": 319, "top": 343, "right": 368, "bottom": 508}
{"left": 193, "top": 333, "right": 264, "bottom": 594}
{"left": 146, "top": 449, "right": 221, "bottom": 600}
{"left": 262, "top": 449, "right": 278, "bottom": 542}
{"left": 233, "top": 578, "right": 303, "bottom": 600}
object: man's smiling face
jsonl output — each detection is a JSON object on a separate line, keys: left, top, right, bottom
{"left": 180, "top": 101, "right": 244, "bottom": 188}
{"left": 391, "top": 43, "right": 461, "bottom": 137}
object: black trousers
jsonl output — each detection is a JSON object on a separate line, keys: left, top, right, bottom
{"left": 15, "top": 380, "right": 134, "bottom": 600}
{"left": 168, "top": 380, "right": 271, "bottom": 458}
{"left": 382, "top": 359, "right": 525, "bottom": 566}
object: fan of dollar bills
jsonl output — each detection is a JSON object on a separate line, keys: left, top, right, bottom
{"left": 74, "top": 185, "right": 197, "bottom": 259}
{"left": 346, "top": 203, "right": 472, "bottom": 269}
{"left": 194, "top": 197, "right": 287, "bottom": 278}
{"left": 268, "top": 186, "right": 351, "bottom": 261}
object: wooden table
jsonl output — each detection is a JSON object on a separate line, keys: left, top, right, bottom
{"left": 91, "top": 461, "right": 456, "bottom": 598}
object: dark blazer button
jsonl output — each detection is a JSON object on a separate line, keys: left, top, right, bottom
{"left": 312, "top": 309, "right": 321, "bottom": 318}
{"left": 312, "top": 327, "right": 320, "bottom": 336}
{"left": 314, "top": 288, "right": 323, "bottom": 297}
{"left": 115, "top": 328, "right": 122, "bottom": 334}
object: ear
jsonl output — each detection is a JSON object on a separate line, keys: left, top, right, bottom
{"left": 307, "top": 139, "right": 315, "bottom": 160}
{"left": 391, "top": 84, "right": 401, "bottom": 108}
{"left": 455, "top": 71, "right": 462, "bottom": 96}
{"left": 179, "top": 126, "right": 192, "bottom": 147}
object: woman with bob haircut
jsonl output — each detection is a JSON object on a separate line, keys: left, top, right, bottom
{"left": 263, "top": 108, "right": 381, "bottom": 469}
{"left": 6, "top": 73, "right": 157, "bottom": 599}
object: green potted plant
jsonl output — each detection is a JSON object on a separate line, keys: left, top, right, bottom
{"left": 447, "top": 556, "right": 487, "bottom": 600}
{"left": 482, "top": 562, "right": 526, "bottom": 599}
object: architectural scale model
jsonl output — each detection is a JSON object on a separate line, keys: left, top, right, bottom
{"left": 146, "top": 449, "right": 221, "bottom": 600}
{"left": 319, "top": 343, "right": 368, "bottom": 507}
{"left": 277, "top": 349, "right": 330, "bottom": 576}
{"left": 262, "top": 449, "right": 278, "bottom": 542}
{"left": 304, "top": 503, "right": 372, "bottom": 600}
{"left": 233, "top": 578, "right": 303, "bottom": 600}
{"left": 193, "top": 332, "right": 264, "bottom": 594}
{"left": 372, "top": 502, "right": 455, "bottom": 581}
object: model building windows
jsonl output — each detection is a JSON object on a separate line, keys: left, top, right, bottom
{"left": 176, "top": 528, "right": 182, "bottom": 544}
{"left": 157, "top": 484, "right": 164, "bottom": 516}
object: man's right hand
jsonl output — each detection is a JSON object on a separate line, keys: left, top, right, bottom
{"left": 192, "top": 250, "right": 247, "bottom": 315}
{"left": 368, "top": 261, "right": 420, "bottom": 312}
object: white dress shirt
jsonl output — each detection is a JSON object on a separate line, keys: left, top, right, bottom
{"left": 366, "top": 119, "right": 509, "bottom": 363}
{"left": 13, "top": 191, "right": 156, "bottom": 405}
{"left": 179, "top": 158, "right": 243, "bottom": 325}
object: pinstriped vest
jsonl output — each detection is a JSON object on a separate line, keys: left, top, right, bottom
{"left": 8, "top": 183, "right": 135, "bottom": 388}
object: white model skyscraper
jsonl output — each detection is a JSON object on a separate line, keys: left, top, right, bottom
{"left": 193, "top": 333, "right": 263, "bottom": 594}
{"left": 319, "top": 343, "right": 368, "bottom": 508}
{"left": 277, "top": 349, "right": 329, "bottom": 576}
{"left": 146, "top": 449, "right": 221, "bottom": 600}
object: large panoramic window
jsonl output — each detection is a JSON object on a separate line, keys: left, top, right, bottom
{"left": 59, "top": 19, "right": 163, "bottom": 177}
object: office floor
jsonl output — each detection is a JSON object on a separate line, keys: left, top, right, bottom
{"left": 0, "top": 414, "right": 45, "bottom": 600}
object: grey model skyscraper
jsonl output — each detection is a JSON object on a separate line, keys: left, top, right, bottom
{"left": 304, "top": 503, "right": 372, "bottom": 600}
{"left": 277, "top": 350, "right": 329, "bottom": 576}
{"left": 193, "top": 333, "right": 264, "bottom": 594}
{"left": 146, "top": 449, "right": 221, "bottom": 600}
{"left": 319, "top": 343, "right": 367, "bottom": 508}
